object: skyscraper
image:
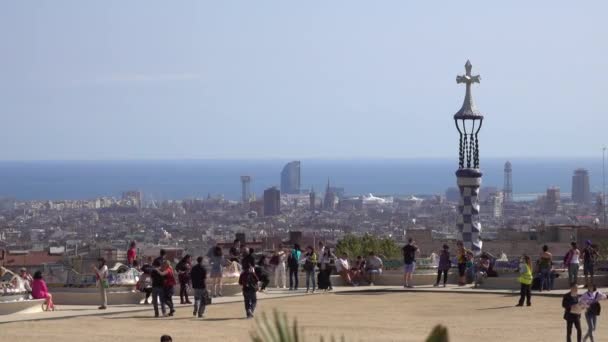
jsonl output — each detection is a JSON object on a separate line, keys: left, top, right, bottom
{"left": 453, "top": 60, "right": 484, "bottom": 254}
{"left": 545, "top": 187, "right": 560, "bottom": 215}
{"left": 240, "top": 176, "right": 251, "bottom": 203}
{"left": 280, "top": 161, "right": 301, "bottom": 195}
{"left": 572, "top": 169, "right": 591, "bottom": 205}
{"left": 263, "top": 187, "right": 281, "bottom": 216}
{"left": 503, "top": 161, "right": 513, "bottom": 203}
{"left": 309, "top": 187, "right": 316, "bottom": 211}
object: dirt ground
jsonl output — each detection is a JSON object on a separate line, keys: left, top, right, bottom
{"left": 1, "top": 292, "right": 599, "bottom": 342}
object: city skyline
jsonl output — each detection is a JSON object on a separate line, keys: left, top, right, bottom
{"left": 1, "top": 2, "right": 607, "bottom": 160}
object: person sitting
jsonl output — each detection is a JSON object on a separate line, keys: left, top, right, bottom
{"left": 19, "top": 268, "right": 33, "bottom": 292}
{"left": 474, "top": 252, "right": 492, "bottom": 288}
{"left": 335, "top": 253, "right": 353, "bottom": 286}
{"left": 365, "top": 251, "right": 383, "bottom": 286}
{"left": 31, "top": 271, "right": 54, "bottom": 311}
{"left": 351, "top": 256, "right": 366, "bottom": 284}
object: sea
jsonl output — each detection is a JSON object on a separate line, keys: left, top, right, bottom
{"left": 0, "top": 158, "right": 604, "bottom": 202}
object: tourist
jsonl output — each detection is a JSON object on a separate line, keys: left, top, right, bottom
{"left": 582, "top": 240, "right": 599, "bottom": 288}
{"left": 176, "top": 255, "right": 192, "bottom": 304}
{"left": 190, "top": 256, "right": 208, "bottom": 318}
{"left": 92, "top": 257, "right": 108, "bottom": 310}
{"left": 539, "top": 245, "right": 553, "bottom": 292}
{"left": 161, "top": 260, "right": 176, "bottom": 316}
{"left": 229, "top": 239, "right": 241, "bottom": 263}
{"left": 456, "top": 241, "right": 472, "bottom": 286}
{"left": 31, "top": 271, "right": 54, "bottom": 311}
{"left": 474, "top": 252, "right": 492, "bottom": 288}
{"left": 137, "top": 261, "right": 153, "bottom": 304}
{"left": 127, "top": 241, "right": 137, "bottom": 267}
{"left": 581, "top": 285, "right": 606, "bottom": 342}
{"left": 255, "top": 255, "right": 271, "bottom": 292}
{"left": 565, "top": 242, "right": 581, "bottom": 285}
{"left": 154, "top": 249, "right": 167, "bottom": 265}
{"left": 288, "top": 244, "right": 301, "bottom": 291}
{"left": 160, "top": 335, "right": 172, "bottom": 342}
{"left": 318, "top": 247, "right": 336, "bottom": 291}
{"left": 351, "top": 255, "right": 366, "bottom": 285}
{"left": 402, "top": 238, "right": 418, "bottom": 288}
{"left": 272, "top": 249, "right": 287, "bottom": 289}
{"left": 238, "top": 265, "right": 259, "bottom": 318}
{"left": 209, "top": 245, "right": 226, "bottom": 297}
{"left": 563, "top": 283, "right": 585, "bottom": 342}
{"left": 303, "top": 246, "right": 318, "bottom": 293}
{"left": 318, "top": 241, "right": 326, "bottom": 259}
{"left": 365, "top": 251, "right": 383, "bottom": 286}
{"left": 242, "top": 247, "right": 256, "bottom": 270}
{"left": 19, "top": 267, "right": 33, "bottom": 292}
{"left": 516, "top": 254, "right": 533, "bottom": 307}
{"left": 434, "top": 245, "right": 451, "bottom": 287}
{"left": 335, "top": 253, "right": 353, "bottom": 286}
{"left": 151, "top": 259, "right": 165, "bottom": 317}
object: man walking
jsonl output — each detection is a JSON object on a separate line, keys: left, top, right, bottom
{"left": 402, "top": 238, "right": 418, "bottom": 288}
{"left": 190, "top": 256, "right": 208, "bottom": 318}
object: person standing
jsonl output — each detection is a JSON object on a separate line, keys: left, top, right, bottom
{"left": 539, "top": 245, "right": 553, "bottom": 292}
{"left": 190, "top": 256, "right": 208, "bottom": 318}
{"left": 176, "top": 255, "right": 192, "bottom": 304}
{"left": 229, "top": 239, "right": 241, "bottom": 263}
{"left": 456, "top": 241, "right": 472, "bottom": 286}
{"left": 127, "top": 241, "right": 137, "bottom": 267}
{"left": 273, "top": 250, "right": 287, "bottom": 289}
{"left": 318, "top": 248, "right": 336, "bottom": 291}
{"left": 580, "top": 285, "right": 606, "bottom": 342}
{"left": 242, "top": 248, "right": 256, "bottom": 270}
{"left": 516, "top": 255, "right": 533, "bottom": 307}
{"left": 565, "top": 242, "right": 581, "bottom": 285}
{"left": 209, "top": 246, "right": 226, "bottom": 297}
{"left": 154, "top": 249, "right": 167, "bottom": 266}
{"left": 287, "top": 244, "right": 301, "bottom": 291}
{"left": 150, "top": 260, "right": 165, "bottom": 317}
{"left": 158, "top": 260, "right": 176, "bottom": 317}
{"left": 582, "top": 241, "right": 599, "bottom": 288}
{"left": 563, "top": 283, "right": 585, "bottom": 342}
{"left": 402, "top": 238, "right": 418, "bottom": 288}
{"left": 92, "top": 258, "right": 108, "bottom": 310}
{"left": 239, "top": 265, "right": 259, "bottom": 319}
{"left": 137, "top": 260, "right": 153, "bottom": 304}
{"left": 303, "top": 246, "right": 317, "bottom": 293}
{"left": 434, "top": 245, "right": 451, "bottom": 287}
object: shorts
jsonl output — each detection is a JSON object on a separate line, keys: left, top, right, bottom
{"left": 367, "top": 269, "right": 382, "bottom": 275}
{"left": 404, "top": 262, "right": 416, "bottom": 274}
{"left": 458, "top": 263, "right": 467, "bottom": 277}
{"left": 584, "top": 263, "right": 594, "bottom": 277}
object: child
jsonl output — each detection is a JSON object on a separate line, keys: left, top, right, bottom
{"left": 238, "top": 265, "right": 259, "bottom": 318}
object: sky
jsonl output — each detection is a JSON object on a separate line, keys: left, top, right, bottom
{"left": 0, "top": 1, "right": 607, "bottom": 160}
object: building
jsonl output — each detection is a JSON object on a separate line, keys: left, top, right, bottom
{"left": 545, "top": 187, "right": 560, "bottom": 215}
{"left": 572, "top": 169, "right": 591, "bottom": 205}
{"left": 309, "top": 188, "right": 316, "bottom": 211}
{"left": 323, "top": 180, "right": 338, "bottom": 211}
{"left": 263, "top": 187, "right": 281, "bottom": 216}
{"left": 280, "top": 161, "right": 301, "bottom": 195}
{"left": 504, "top": 161, "right": 513, "bottom": 203}
{"left": 445, "top": 187, "right": 460, "bottom": 202}
{"left": 121, "top": 191, "right": 142, "bottom": 209}
{"left": 240, "top": 176, "right": 252, "bottom": 203}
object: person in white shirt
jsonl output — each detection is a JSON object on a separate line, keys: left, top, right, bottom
{"left": 580, "top": 285, "right": 607, "bottom": 342}
{"left": 565, "top": 242, "right": 581, "bottom": 286}
{"left": 92, "top": 258, "right": 109, "bottom": 310}
{"left": 335, "top": 253, "right": 353, "bottom": 286}
{"left": 273, "top": 250, "right": 287, "bottom": 289}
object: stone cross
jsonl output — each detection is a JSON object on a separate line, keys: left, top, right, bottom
{"left": 456, "top": 60, "right": 480, "bottom": 86}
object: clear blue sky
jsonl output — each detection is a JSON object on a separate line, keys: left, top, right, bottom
{"left": 0, "top": 1, "right": 606, "bottom": 160}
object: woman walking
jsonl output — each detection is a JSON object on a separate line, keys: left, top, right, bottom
{"left": 92, "top": 258, "right": 108, "bottom": 310}
{"left": 581, "top": 285, "right": 606, "bottom": 342}
{"left": 287, "top": 244, "right": 301, "bottom": 291}
{"left": 564, "top": 283, "right": 585, "bottom": 342}
{"left": 303, "top": 246, "right": 318, "bottom": 293}
{"left": 158, "top": 260, "right": 176, "bottom": 317}
{"left": 434, "top": 244, "right": 451, "bottom": 287}
{"left": 516, "top": 254, "right": 533, "bottom": 307}
{"left": 209, "top": 246, "right": 226, "bottom": 297}
{"left": 176, "top": 255, "right": 192, "bottom": 304}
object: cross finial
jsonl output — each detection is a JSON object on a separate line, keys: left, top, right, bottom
{"left": 457, "top": 60, "right": 481, "bottom": 85}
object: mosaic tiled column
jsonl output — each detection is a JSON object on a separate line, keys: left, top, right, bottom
{"left": 456, "top": 168, "right": 482, "bottom": 253}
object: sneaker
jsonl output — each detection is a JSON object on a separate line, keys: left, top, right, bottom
{"left": 443, "top": 284, "right": 447, "bottom": 288}
{"left": 370, "top": 282, "right": 375, "bottom": 286}
{"left": 98, "top": 306, "right": 107, "bottom": 310}
{"left": 198, "top": 314, "right": 204, "bottom": 319}
{"left": 527, "top": 303, "right": 531, "bottom": 307}
{"left": 515, "top": 303, "right": 523, "bottom": 307}
{"left": 433, "top": 283, "right": 439, "bottom": 287}
{"left": 193, "top": 310, "right": 197, "bottom": 316}
{"left": 168, "top": 310, "right": 175, "bottom": 317}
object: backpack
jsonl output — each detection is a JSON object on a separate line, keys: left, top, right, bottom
{"left": 244, "top": 272, "right": 259, "bottom": 291}
{"left": 288, "top": 250, "right": 299, "bottom": 268}
{"left": 303, "top": 253, "right": 316, "bottom": 272}
{"left": 590, "top": 293, "right": 602, "bottom": 316}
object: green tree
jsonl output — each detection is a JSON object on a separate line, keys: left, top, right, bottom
{"left": 336, "top": 234, "right": 400, "bottom": 259}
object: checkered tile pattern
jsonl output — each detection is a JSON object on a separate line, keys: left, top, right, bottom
{"left": 457, "top": 175, "right": 482, "bottom": 254}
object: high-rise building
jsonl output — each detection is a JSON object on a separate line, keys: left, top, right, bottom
{"left": 309, "top": 188, "right": 316, "bottom": 211}
{"left": 280, "top": 161, "right": 301, "bottom": 195}
{"left": 323, "top": 179, "right": 337, "bottom": 211}
{"left": 545, "top": 187, "right": 560, "bottom": 215}
{"left": 572, "top": 169, "right": 591, "bottom": 205}
{"left": 263, "top": 187, "right": 281, "bottom": 216}
{"left": 503, "top": 161, "right": 513, "bottom": 203}
{"left": 122, "top": 190, "right": 143, "bottom": 209}
{"left": 240, "top": 176, "right": 252, "bottom": 203}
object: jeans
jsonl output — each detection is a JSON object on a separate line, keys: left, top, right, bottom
{"left": 540, "top": 268, "right": 551, "bottom": 291}
{"left": 518, "top": 283, "right": 531, "bottom": 305}
{"left": 436, "top": 270, "right": 448, "bottom": 285}
{"left": 164, "top": 287, "right": 175, "bottom": 314}
{"left": 305, "top": 270, "right": 316, "bottom": 291}
{"left": 569, "top": 264, "right": 579, "bottom": 285}
{"left": 243, "top": 289, "right": 257, "bottom": 316}
{"left": 193, "top": 288, "right": 207, "bottom": 317}
{"left": 585, "top": 311, "right": 597, "bottom": 342}
{"left": 289, "top": 266, "right": 299, "bottom": 289}
{"left": 566, "top": 317, "right": 582, "bottom": 342}
{"left": 179, "top": 281, "right": 189, "bottom": 303}
{"left": 152, "top": 287, "right": 165, "bottom": 316}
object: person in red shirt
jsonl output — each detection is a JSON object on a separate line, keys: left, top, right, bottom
{"left": 127, "top": 241, "right": 137, "bottom": 267}
{"left": 31, "top": 271, "right": 54, "bottom": 311}
{"left": 158, "top": 260, "right": 176, "bottom": 317}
